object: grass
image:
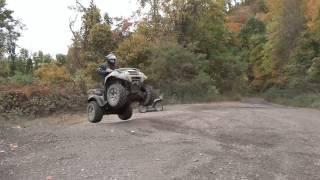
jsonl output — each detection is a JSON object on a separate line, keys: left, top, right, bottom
{"left": 263, "top": 88, "right": 320, "bottom": 109}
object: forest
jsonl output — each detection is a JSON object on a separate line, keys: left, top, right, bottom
{"left": 1, "top": 0, "right": 320, "bottom": 118}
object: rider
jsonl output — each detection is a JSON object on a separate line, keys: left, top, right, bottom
{"left": 97, "top": 53, "right": 117, "bottom": 78}
{"left": 97, "top": 53, "right": 117, "bottom": 99}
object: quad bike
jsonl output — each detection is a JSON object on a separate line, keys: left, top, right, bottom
{"left": 87, "top": 68, "right": 155, "bottom": 123}
{"left": 138, "top": 95, "right": 164, "bottom": 113}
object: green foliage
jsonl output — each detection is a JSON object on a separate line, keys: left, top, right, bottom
{"left": 239, "top": 17, "right": 267, "bottom": 90}
{"left": 56, "top": 54, "right": 68, "bottom": 65}
{"left": 162, "top": 0, "right": 227, "bottom": 56}
{"left": 0, "top": 59, "right": 10, "bottom": 77}
{"left": 263, "top": 0, "right": 305, "bottom": 86}
{"left": 32, "top": 51, "right": 53, "bottom": 70}
{"left": 307, "top": 57, "right": 320, "bottom": 82}
{"left": 0, "top": 0, "right": 22, "bottom": 75}
{"left": 240, "top": 17, "right": 266, "bottom": 46}
{"left": 68, "top": 0, "right": 114, "bottom": 68}
{"left": 286, "top": 28, "right": 320, "bottom": 91}
{"left": 145, "top": 42, "right": 219, "bottom": 102}
{"left": 116, "top": 33, "right": 152, "bottom": 69}
{"left": 264, "top": 87, "right": 320, "bottom": 108}
{"left": 88, "top": 23, "right": 113, "bottom": 56}
{"left": 9, "top": 72, "right": 33, "bottom": 85}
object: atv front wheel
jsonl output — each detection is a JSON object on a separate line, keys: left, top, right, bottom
{"left": 154, "top": 101, "right": 163, "bottom": 111}
{"left": 87, "top": 101, "right": 103, "bottom": 123}
{"left": 118, "top": 105, "right": 133, "bottom": 120}
{"left": 138, "top": 105, "right": 148, "bottom": 113}
{"left": 106, "top": 83, "right": 128, "bottom": 109}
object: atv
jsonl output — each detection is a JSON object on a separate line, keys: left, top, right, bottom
{"left": 87, "top": 68, "right": 155, "bottom": 123}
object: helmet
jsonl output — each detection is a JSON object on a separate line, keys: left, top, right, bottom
{"left": 106, "top": 53, "right": 116, "bottom": 65}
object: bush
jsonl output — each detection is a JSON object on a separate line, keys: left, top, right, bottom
{"left": 34, "top": 63, "right": 72, "bottom": 84}
{"left": 145, "top": 42, "right": 219, "bottom": 103}
{"left": 9, "top": 72, "right": 33, "bottom": 85}
{"left": 264, "top": 87, "right": 320, "bottom": 108}
{"left": 307, "top": 57, "right": 320, "bottom": 83}
{"left": 0, "top": 85, "right": 86, "bottom": 119}
{"left": 0, "top": 60, "right": 10, "bottom": 78}
{"left": 0, "top": 77, "right": 8, "bottom": 84}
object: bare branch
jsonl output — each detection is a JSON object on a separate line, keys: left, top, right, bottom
{"left": 76, "top": 0, "right": 87, "bottom": 12}
{"left": 69, "top": 15, "right": 79, "bottom": 39}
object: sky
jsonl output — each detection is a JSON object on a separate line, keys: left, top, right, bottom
{"left": 6, "top": 0, "right": 138, "bottom": 56}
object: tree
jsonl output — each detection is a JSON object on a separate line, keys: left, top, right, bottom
{"left": 79, "top": 0, "right": 102, "bottom": 50}
{"left": 69, "top": 0, "right": 114, "bottom": 64}
{"left": 116, "top": 33, "right": 151, "bottom": 69}
{"left": 88, "top": 23, "right": 113, "bottom": 57}
{"left": 285, "top": 11, "right": 320, "bottom": 91}
{"left": 138, "top": 0, "right": 162, "bottom": 33}
{"left": 0, "top": 0, "right": 23, "bottom": 75}
{"left": 239, "top": 17, "right": 267, "bottom": 88}
{"left": 264, "top": 0, "right": 305, "bottom": 85}
{"left": 56, "top": 54, "right": 67, "bottom": 65}
{"left": 16, "top": 48, "right": 29, "bottom": 73}
{"left": 26, "top": 57, "right": 33, "bottom": 74}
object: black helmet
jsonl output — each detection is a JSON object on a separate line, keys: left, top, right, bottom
{"left": 106, "top": 53, "right": 116, "bottom": 65}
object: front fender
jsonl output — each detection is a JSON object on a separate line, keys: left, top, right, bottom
{"left": 153, "top": 99, "right": 162, "bottom": 103}
{"left": 105, "top": 70, "right": 128, "bottom": 84}
{"left": 88, "top": 95, "right": 107, "bottom": 107}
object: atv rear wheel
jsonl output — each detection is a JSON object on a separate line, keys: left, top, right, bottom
{"left": 106, "top": 83, "right": 128, "bottom": 109}
{"left": 118, "top": 105, "right": 133, "bottom": 120}
{"left": 87, "top": 101, "right": 103, "bottom": 123}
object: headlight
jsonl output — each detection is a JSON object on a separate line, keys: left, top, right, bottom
{"left": 124, "top": 72, "right": 131, "bottom": 81}
{"left": 139, "top": 72, "right": 148, "bottom": 80}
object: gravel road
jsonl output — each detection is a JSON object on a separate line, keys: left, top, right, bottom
{"left": 1, "top": 101, "right": 320, "bottom": 180}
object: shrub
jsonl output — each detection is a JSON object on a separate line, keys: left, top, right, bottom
{"left": 0, "top": 85, "right": 86, "bottom": 119}
{"left": 145, "top": 42, "right": 219, "bottom": 103}
{"left": 0, "top": 77, "right": 8, "bottom": 84}
{"left": 264, "top": 87, "right": 320, "bottom": 109}
{"left": 307, "top": 57, "right": 320, "bottom": 83}
{"left": 34, "top": 63, "right": 72, "bottom": 84}
{"left": 9, "top": 72, "right": 33, "bottom": 85}
{"left": 0, "top": 60, "right": 10, "bottom": 78}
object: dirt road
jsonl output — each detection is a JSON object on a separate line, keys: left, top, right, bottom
{"left": 1, "top": 101, "right": 320, "bottom": 180}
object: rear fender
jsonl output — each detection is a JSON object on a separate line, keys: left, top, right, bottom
{"left": 88, "top": 95, "right": 108, "bottom": 107}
